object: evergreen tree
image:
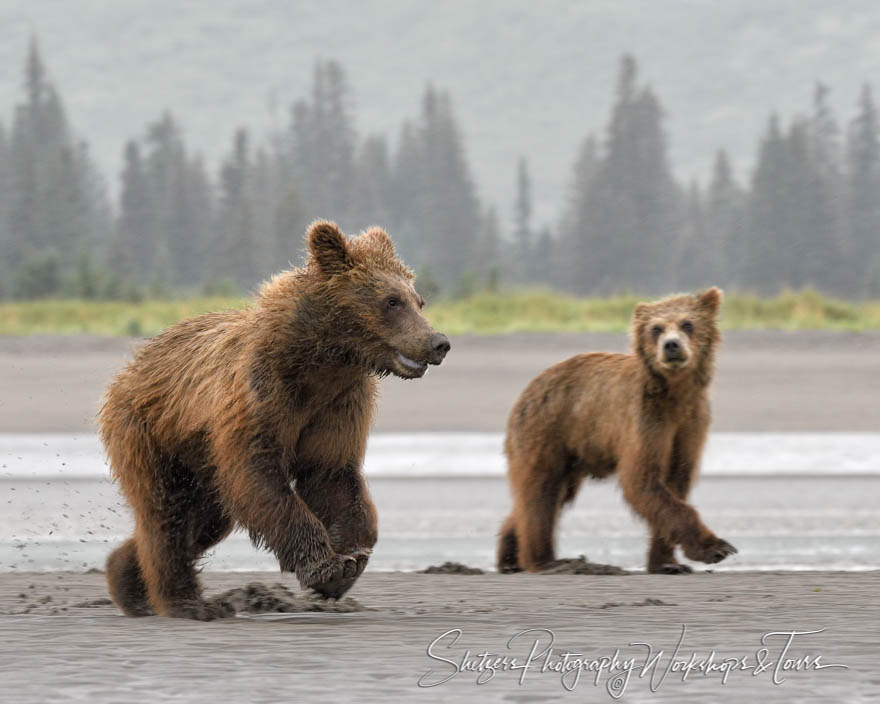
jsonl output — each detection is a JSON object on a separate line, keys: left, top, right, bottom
{"left": 532, "top": 225, "right": 554, "bottom": 285}
{"left": 512, "top": 156, "right": 533, "bottom": 282}
{"left": 846, "top": 85, "right": 880, "bottom": 296}
{"left": 558, "top": 136, "right": 599, "bottom": 290}
{"left": 745, "top": 115, "right": 787, "bottom": 293}
{"left": 387, "top": 121, "right": 424, "bottom": 262}
{"left": 290, "top": 60, "right": 356, "bottom": 229}
{"left": 353, "top": 134, "right": 392, "bottom": 230}
{"left": 677, "top": 180, "right": 711, "bottom": 289}
{"left": 390, "top": 85, "right": 481, "bottom": 286}
{"left": 0, "top": 123, "right": 11, "bottom": 290}
{"left": 117, "top": 140, "right": 153, "bottom": 281}
{"left": 806, "top": 83, "right": 845, "bottom": 293}
{"left": 474, "top": 205, "right": 502, "bottom": 286}
{"left": 563, "top": 56, "right": 681, "bottom": 294}
{"left": 215, "top": 128, "right": 257, "bottom": 289}
{"left": 273, "top": 181, "right": 308, "bottom": 268}
{"left": 705, "top": 150, "right": 746, "bottom": 288}
{"left": 5, "top": 39, "right": 110, "bottom": 278}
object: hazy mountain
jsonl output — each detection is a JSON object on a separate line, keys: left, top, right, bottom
{"left": 2, "top": 0, "right": 879, "bottom": 227}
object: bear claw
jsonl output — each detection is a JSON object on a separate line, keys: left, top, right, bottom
{"left": 299, "top": 549, "right": 371, "bottom": 599}
{"left": 683, "top": 537, "right": 737, "bottom": 565}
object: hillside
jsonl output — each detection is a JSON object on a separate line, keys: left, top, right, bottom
{"left": 2, "top": 0, "right": 879, "bottom": 224}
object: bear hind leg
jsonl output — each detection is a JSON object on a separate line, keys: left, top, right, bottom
{"left": 134, "top": 484, "right": 233, "bottom": 621}
{"left": 106, "top": 537, "right": 153, "bottom": 616}
{"left": 515, "top": 470, "right": 569, "bottom": 572}
{"left": 497, "top": 514, "right": 521, "bottom": 573}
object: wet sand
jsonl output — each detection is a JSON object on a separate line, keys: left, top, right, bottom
{"left": 1, "top": 332, "right": 877, "bottom": 701}
{"left": 0, "top": 570, "right": 873, "bottom": 702}
{"left": 1, "top": 330, "right": 878, "bottom": 433}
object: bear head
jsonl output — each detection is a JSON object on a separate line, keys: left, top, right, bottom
{"left": 630, "top": 287, "right": 722, "bottom": 386}
{"left": 299, "top": 220, "right": 450, "bottom": 379}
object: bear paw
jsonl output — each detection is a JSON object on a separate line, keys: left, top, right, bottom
{"left": 298, "top": 550, "right": 370, "bottom": 599}
{"left": 649, "top": 562, "right": 694, "bottom": 575}
{"left": 682, "top": 536, "right": 737, "bottom": 565}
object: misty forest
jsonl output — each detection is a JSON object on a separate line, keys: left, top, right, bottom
{"left": 0, "top": 41, "right": 878, "bottom": 302}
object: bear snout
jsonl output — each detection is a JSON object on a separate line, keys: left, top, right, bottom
{"left": 428, "top": 333, "right": 451, "bottom": 364}
{"left": 663, "top": 338, "right": 684, "bottom": 360}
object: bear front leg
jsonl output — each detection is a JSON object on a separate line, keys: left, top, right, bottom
{"left": 212, "top": 436, "right": 363, "bottom": 595}
{"left": 669, "top": 431, "right": 737, "bottom": 567}
{"left": 619, "top": 447, "right": 736, "bottom": 568}
{"left": 296, "top": 465, "right": 378, "bottom": 598}
{"left": 647, "top": 528, "right": 693, "bottom": 574}
{"left": 648, "top": 437, "right": 698, "bottom": 574}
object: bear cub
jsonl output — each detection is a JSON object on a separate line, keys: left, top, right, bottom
{"left": 101, "top": 221, "right": 450, "bottom": 619}
{"left": 498, "top": 287, "right": 736, "bottom": 575}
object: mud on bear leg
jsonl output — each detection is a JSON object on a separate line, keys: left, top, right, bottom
{"left": 211, "top": 435, "right": 362, "bottom": 599}
{"left": 297, "top": 466, "right": 378, "bottom": 598}
{"left": 623, "top": 469, "right": 736, "bottom": 567}
{"left": 647, "top": 442, "right": 696, "bottom": 574}
{"left": 647, "top": 529, "right": 693, "bottom": 574}
{"left": 497, "top": 514, "right": 521, "bottom": 573}
{"left": 515, "top": 472, "right": 567, "bottom": 572}
{"left": 106, "top": 537, "right": 153, "bottom": 616}
{"left": 135, "top": 513, "right": 230, "bottom": 621}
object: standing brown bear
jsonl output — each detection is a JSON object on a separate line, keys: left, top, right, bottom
{"left": 101, "top": 221, "right": 450, "bottom": 619}
{"left": 497, "top": 288, "right": 736, "bottom": 575}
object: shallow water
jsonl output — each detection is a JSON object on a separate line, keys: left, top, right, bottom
{"left": 3, "top": 431, "right": 880, "bottom": 478}
{"left": 1, "top": 433, "right": 879, "bottom": 572}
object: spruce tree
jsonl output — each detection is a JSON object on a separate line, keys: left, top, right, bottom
{"left": 117, "top": 141, "right": 153, "bottom": 281}
{"left": 353, "top": 134, "right": 392, "bottom": 230}
{"left": 705, "top": 150, "right": 746, "bottom": 288}
{"left": 558, "top": 136, "right": 599, "bottom": 291}
{"left": 290, "top": 60, "right": 356, "bottom": 229}
{"left": 846, "top": 85, "right": 880, "bottom": 296}
{"left": 806, "top": 83, "right": 845, "bottom": 293}
{"left": 513, "top": 156, "right": 533, "bottom": 282}
{"left": 216, "top": 128, "right": 257, "bottom": 290}
{"left": 564, "top": 56, "right": 680, "bottom": 294}
{"left": 404, "top": 85, "right": 481, "bottom": 287}
{"left": 6, "top": 38, "right": 109, "bottom": 281}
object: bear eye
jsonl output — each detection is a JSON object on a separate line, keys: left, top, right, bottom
{"left": 681, "top": 320, "right": 694, "bottom": 335}
{"left": 385, "top": 297, "right": 401, "bottom": 310}
{"left": 650, "top": 325, "right": 664, "bottom": 340}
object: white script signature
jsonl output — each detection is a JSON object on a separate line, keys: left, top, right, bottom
{"left": 418, "top": 625, "right": 848, "bottom": 695}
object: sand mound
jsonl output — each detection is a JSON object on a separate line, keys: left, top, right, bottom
{"left": 418, "top": 562, "right": 485, "bottom": 575}
{"left": 539, "top": 556, "right": 630, "bottom": 575}
{"left": 207, "top": 582, "right": 365, "bottom": 615}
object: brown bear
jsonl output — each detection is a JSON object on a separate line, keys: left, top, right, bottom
{"left": 100, "top": 221, "right": 450, "bottom": 619}
{"left": 497, "top": 287, "right": 736, "bottom": 575}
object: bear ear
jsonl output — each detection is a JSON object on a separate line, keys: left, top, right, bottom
{"left": 697, "top": 286, "right": 723, "bottom": 314}
{"left": 307, "top": 220, "right": 354, "bottom": 276}
{"left": 365, "top": 226, "right": 395, "bottom": 257}
{"left": 633, "top": 302, "right": 652, "bottom": 320}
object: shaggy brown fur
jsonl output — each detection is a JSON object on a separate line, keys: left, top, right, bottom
{"left": 497, "top": 287, "right": 736, "bottom": 575}
{"left": 101, "top": 221, "right": 450, "bottom": 620}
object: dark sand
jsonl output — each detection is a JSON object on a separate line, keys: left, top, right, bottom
{"left": 0, "top": 570, "right": 873, "bottom": 702}
{"left": 1, "top": 330, "right": 878, "bottom": 433}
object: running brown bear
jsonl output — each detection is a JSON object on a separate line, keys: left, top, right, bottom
{"left": 101, "top": 221, "right": 450, "bottom": 619}
{"left": 497, "top": 288, "right": 736, "bottom": 574}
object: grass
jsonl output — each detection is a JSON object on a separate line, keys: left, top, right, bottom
{"left": 0, "top": 289, "right": 878, "bottom": 337}
{"left": 429, "top": 288, "right": 880, "bottom": 334}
